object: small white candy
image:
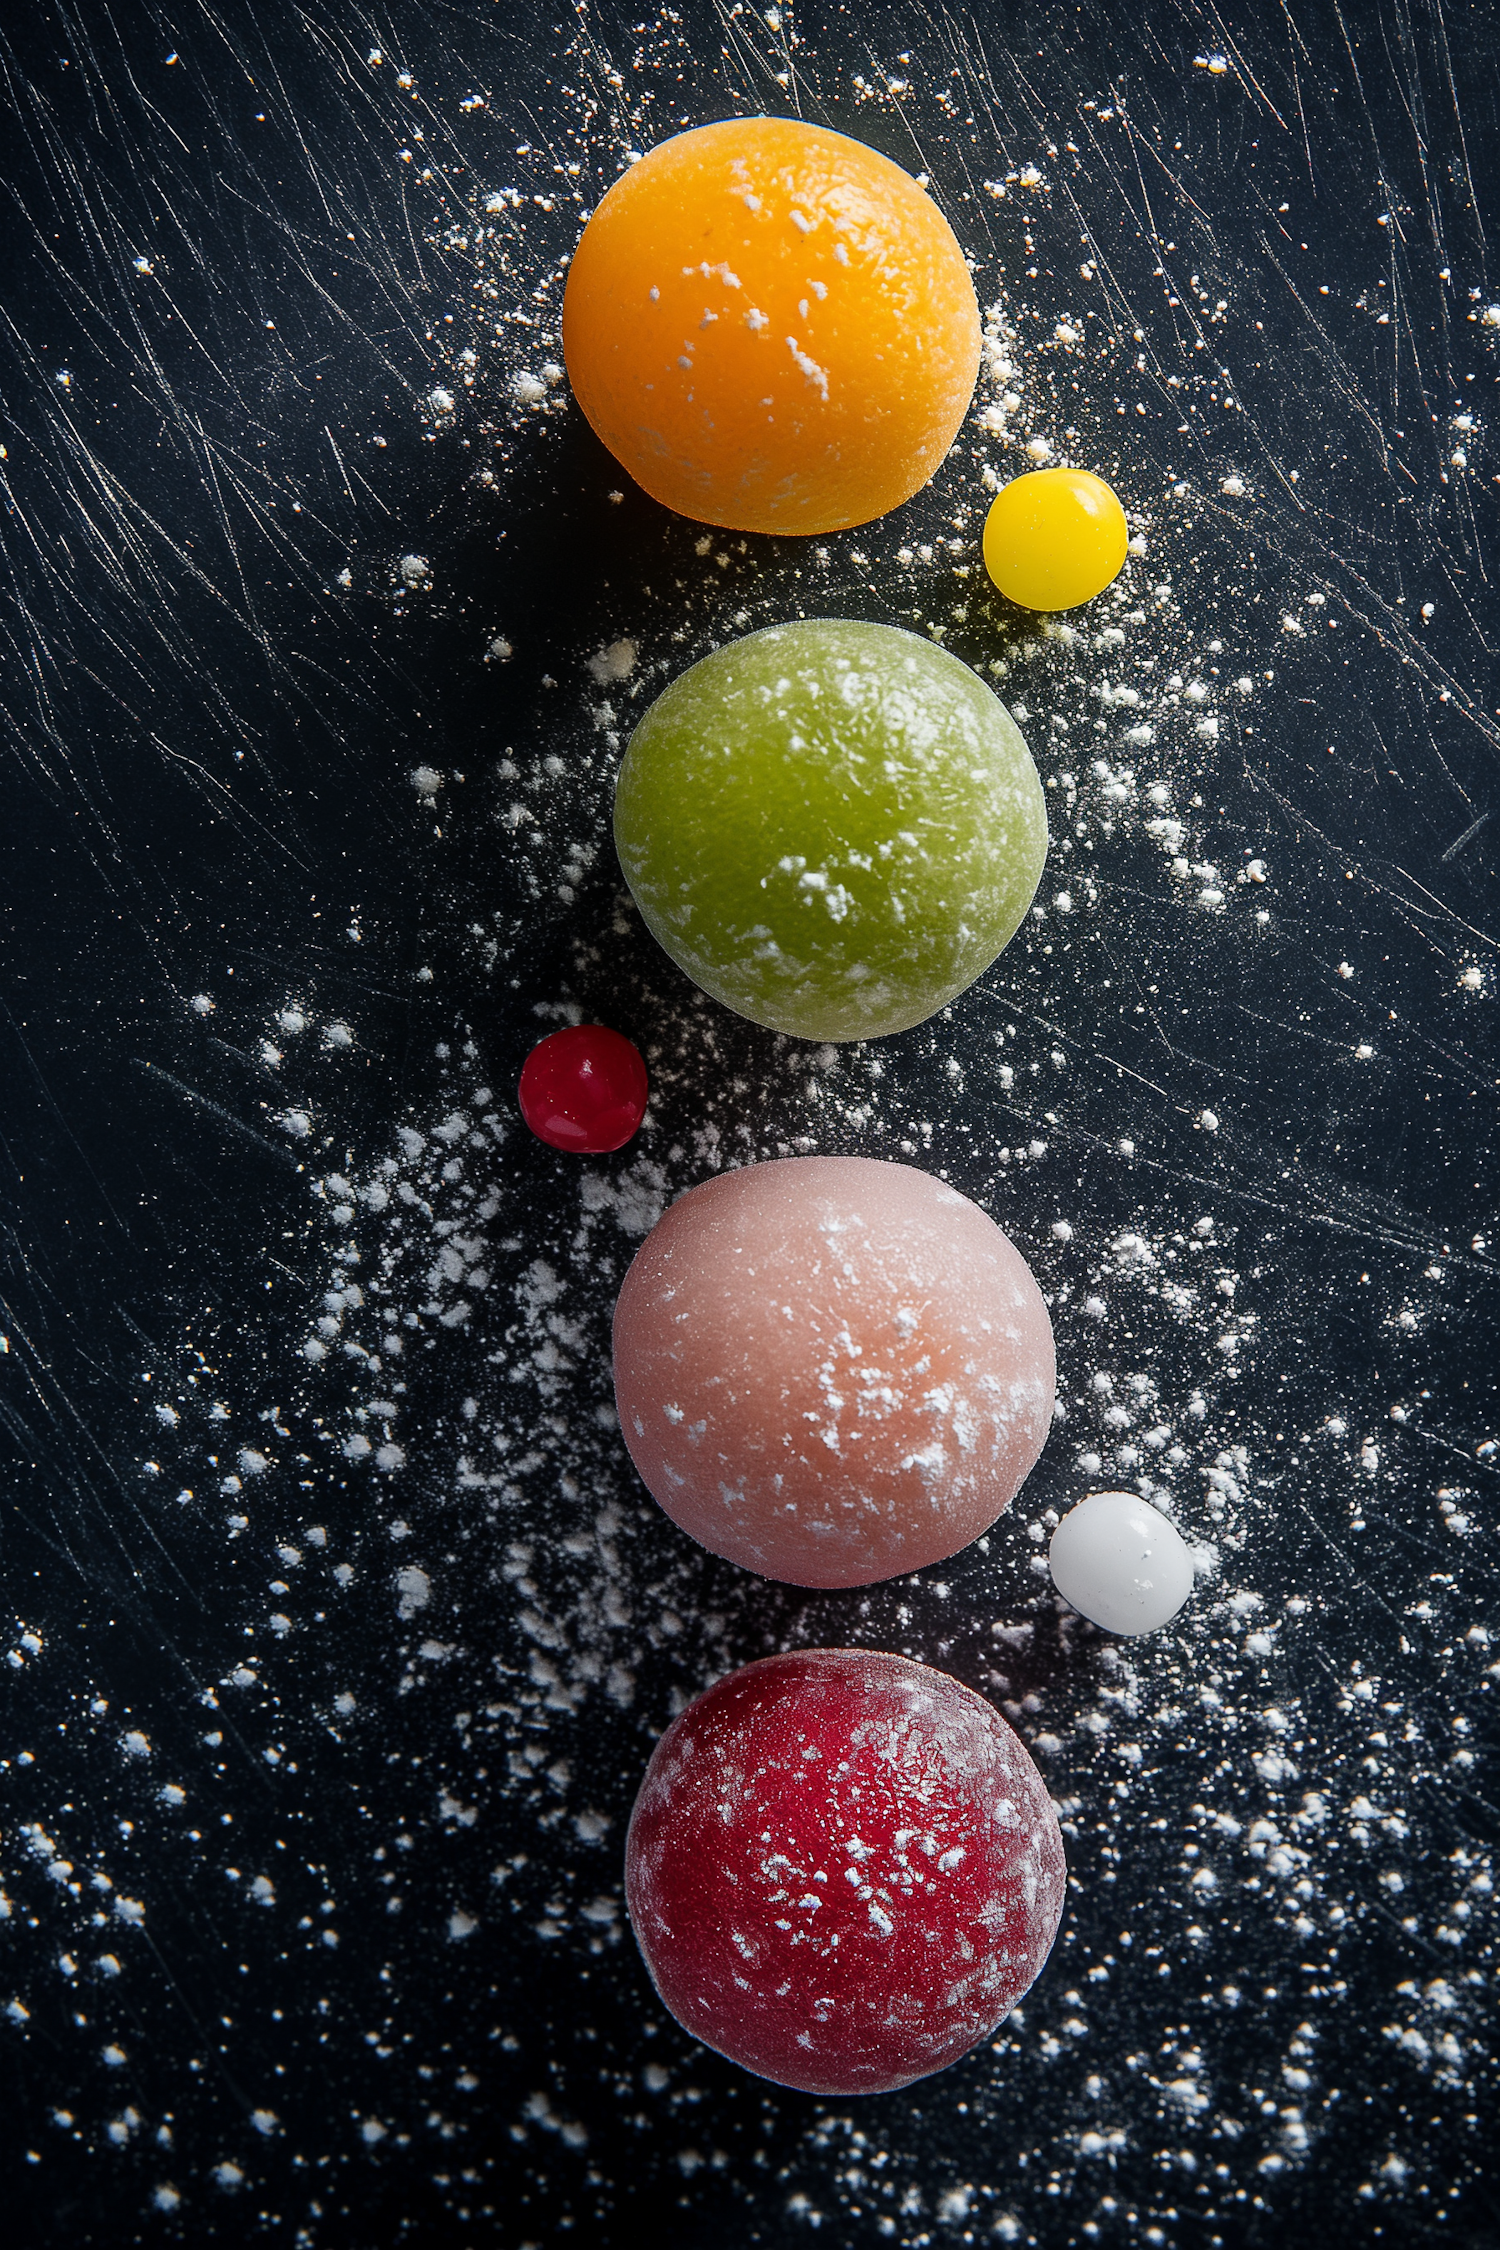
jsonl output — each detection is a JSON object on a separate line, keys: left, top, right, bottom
{"left": 1048, "top": 1490, "right": 1195, "bottom": 1635}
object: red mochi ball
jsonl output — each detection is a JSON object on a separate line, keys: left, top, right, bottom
{"left": 612, "top": 1156, "right": 1055, "bottom": 1587}
{"left": 625, "top": 1649, "right": 1066, "bottom": 2094}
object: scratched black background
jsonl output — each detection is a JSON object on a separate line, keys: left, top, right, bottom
{"left": 1, "top": 2, "right": 1497, "bottom": 2245}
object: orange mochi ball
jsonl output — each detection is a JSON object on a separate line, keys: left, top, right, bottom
{"left": 612, "top": 1157, "right": 1054, "bottom": 1588}
{"left": 562, "top": 118, "right": 981, "bottom": 535}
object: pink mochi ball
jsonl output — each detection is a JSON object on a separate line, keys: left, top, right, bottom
{"left": 612, "top": 1156, "right": 1054, "bottom": 1587}
{"left": 625, "top": 1648, "right": 1067, "bottom": 2094}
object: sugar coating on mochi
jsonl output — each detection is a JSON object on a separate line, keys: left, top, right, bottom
{"left": 611, "top": 1155, "right": 1055, "bottom": 1587}
{"left": 613, "top": 620, "right": 1046, "bottom": 1043}
{"left": 625, "top": 1648, "right": 1067, "bottom": 2095}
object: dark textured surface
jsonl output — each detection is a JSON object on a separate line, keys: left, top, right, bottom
{"left": 1, "top": 3, "right": 1497, "bottom": 2244}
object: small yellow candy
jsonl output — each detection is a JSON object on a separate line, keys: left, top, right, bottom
{"left": 982, "top": 466, "right": 1129, "bottom": 612}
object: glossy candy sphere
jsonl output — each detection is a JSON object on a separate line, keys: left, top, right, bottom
{"left": 1048, "top": 1490, "right": 1196, "bottom": 1635}
{"left": 614, "top": 620, "right": 1046, "bottom": 1043}
{"left": 517, "top": 1025, "right": 648, "bottom": 1154}
{"left": 562, "top": 118, "right": 980, "bottom": 535}
{"left": 982, "top": 466, "right": 1129, "bottom": 612}
{"left": 626, "top": 1648, "right": 1067, "bottom": 2095}
{"left": 613, "top": 1156, "right": 1055, "bottom": 1587}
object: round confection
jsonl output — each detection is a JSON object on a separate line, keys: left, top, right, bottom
{"left": 614, "top": 620, "right": 1046, "bottom": 1043}
{"left": 625, "top": 1648, "right": 1067, "bottom": 2095}
{"left": 612, "top": 1156, "right": 1054, "bottom": 1587}
{"left": 561, "top": 117, "right": 980, "bottom": 536}
{"left": 1048, "top": 1490, "right": 1196, "bottom": 1635}
{"left": 517, "top": 1025, "right": 649, "bottom": 1154}
{"left": 982, "top": 466, "right": 1129, "bottom": 612}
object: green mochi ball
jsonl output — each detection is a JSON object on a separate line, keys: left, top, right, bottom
{"left": 613, "top": 619, "right": 1047, "bottom": 1042}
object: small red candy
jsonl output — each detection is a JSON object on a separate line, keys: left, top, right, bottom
{"left": 517, "top": 1024, "right": 648, "bottom": 1153}
{"left": 626, "top": 1649, "right": 1066, "bottom": 2095}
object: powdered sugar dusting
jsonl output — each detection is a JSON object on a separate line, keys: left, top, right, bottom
{"left": 3, "top": 3, "right": 1495, "bottom": 2241}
